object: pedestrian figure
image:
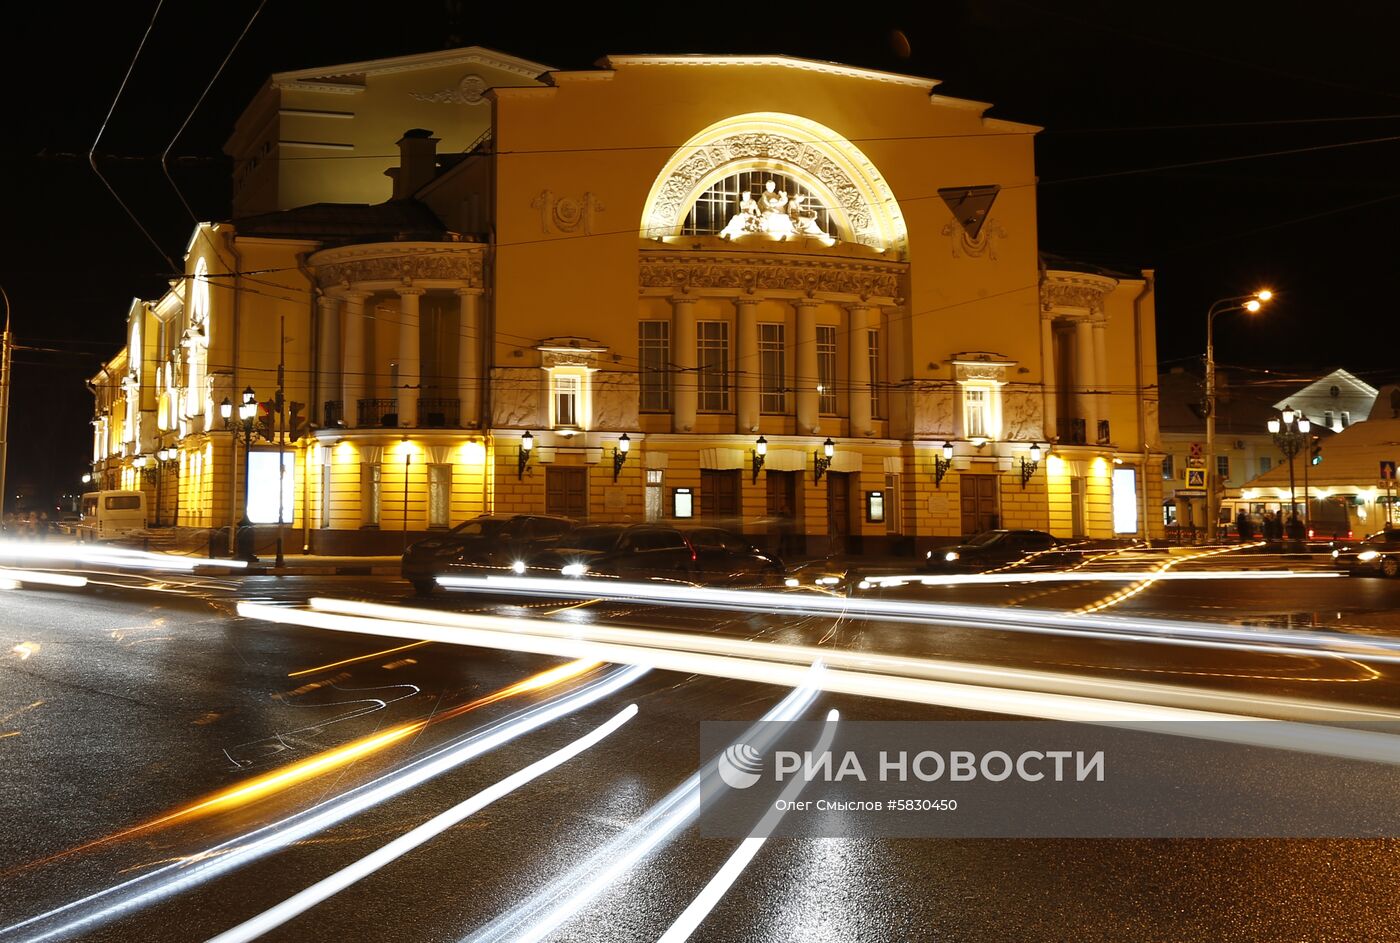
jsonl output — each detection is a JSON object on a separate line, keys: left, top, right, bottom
{"left": 1286, "top": 513, "right": 1305, "bottom": 542}
{"left": 1236, "top": 509, "right": 1254, "bottom": 542}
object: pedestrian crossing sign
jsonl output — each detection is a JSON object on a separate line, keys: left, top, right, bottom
{"left": 1186, "top": 468, "right": 1206, "bottom": 488}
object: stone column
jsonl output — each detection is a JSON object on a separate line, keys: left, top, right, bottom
{"left": 1075, "top": 317, "right": 1099, "bottom": 439}
{"left": 848, "top": 303, "right": 873, "bottom": 438}
{"left": 1092, "top": 319, "right": 1109, "bottom": 442}
{"left": 795, "top": 298, "right": 820, "bottom": 435}
{"left": 316, "top": 294, "right": 341, "bottom": 425}
{"left": 396, "top": 286, "right": 425, "bottom": 427}
{"left": 735, "top": 296, "right": 760, "bottom": 433}
{"left": 1040, "top": 315, "right": 1057, "bottom": 442}
{"left": 671, "top": 294, "right": 698, "bottom": 432}
{"left": 340, "top": 291, "right": 368, "bottom": 427}
{"left": 456, "top": 287, "right": 482, "bottom": 428}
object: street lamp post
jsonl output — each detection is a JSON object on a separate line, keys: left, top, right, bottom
{"left": 1205, "top": 289, "right": 1272, "bottom": 541}
{"left": 223, "top": 387, "right": 259, "bottom": 563}
{"left": 1267, "top": 405, "right": 1310, "bottom": 537}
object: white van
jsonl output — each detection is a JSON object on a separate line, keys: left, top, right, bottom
{"left": 79, "top": 490, "right": 148, "bottom": 540}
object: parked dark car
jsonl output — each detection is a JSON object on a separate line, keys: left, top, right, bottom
{"left": 923, "top": 529, "right": 1060, "bottom": 572}
{"left": 541, "top": 523, "right": 784, "bottom": 586}
{"left": 1331, "top": 529, "right": 1400, "bottom": 578}
{"left": 402, "top": 514, "right": 574, "bottom": 594}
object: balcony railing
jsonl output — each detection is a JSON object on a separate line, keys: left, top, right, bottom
{"left": 323, "top": 400, "right": 344, "bottom": 427}
{"left": 357, "top": 398, "right": 398, "bottom": 428}
{"left": 1057, "top": 417, "right": 1087, "bottom": 445}
{"left": 1096, "top": 419, "right": 1111, "bottom": 445}
{"left": 418, "top": 397, "right": 460, "bottom": 428}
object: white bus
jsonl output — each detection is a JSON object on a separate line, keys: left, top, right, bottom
{"left": 79, "top": 490, "right": 148, "bottom": 540}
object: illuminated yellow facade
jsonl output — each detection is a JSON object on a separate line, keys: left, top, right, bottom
{"left": 90, "top": 49, "right": 1164, "bottom": 555}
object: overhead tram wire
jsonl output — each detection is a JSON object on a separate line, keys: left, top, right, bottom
{"left": 87, "top": 0, "right": 179, "bottom": 276}
{"left": 162, "top": 0, "right": 269, "bottom": 222}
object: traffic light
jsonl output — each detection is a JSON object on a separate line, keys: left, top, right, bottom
{"left": 1310, "top": 436, "right": 1323, "bottom": 465}
{"left": 287, "top": 401, "right": 307, "bottom": 441}
{"left": 256, "top": 400, "right": 277, "bottom": 442}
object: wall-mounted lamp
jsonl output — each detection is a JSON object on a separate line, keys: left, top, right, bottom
{"left": 1019, "top": 442, "right": 1042, "bottom": 489}
{"left": 518, "top": 431, "right": 534, "bottom": 479}
{"left": 612, "top": 433, "right": 630, "bottom": 481}
{"left": 934, "top": 441, "right": 954, "bottom": 487}
{"left": 814, "top": 437, "right": 835, "bottom": 483}
{"left": 752, "top": 435, "right": 767, "bottom": 482}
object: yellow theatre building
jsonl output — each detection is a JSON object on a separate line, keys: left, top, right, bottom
{"left": 88, "top": 47, "right": 1165, "bottom": 556}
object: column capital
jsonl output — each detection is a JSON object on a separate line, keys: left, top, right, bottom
{"left": 671, "top": 293, "right": 698, "bottom": 307}
{"left": 454, "top": 286, "right": 484, "bottom": 298}
{"left": 396, "top": 285, "right": 427, "bottom": 297}
{"left": 734, "top": 295, "right": 762, "bottom": 307}
{"left": 793, "top": 296, "right": 822, "bottom": 309}
{"left": 328, "top": 287, "right": 370, "bottom": 302}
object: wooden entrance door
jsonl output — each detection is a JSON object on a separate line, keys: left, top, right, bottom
{"left": 959, "top": 474, "right": 999, "bottom": 536}
{"left": 701, "top": 469, "right": 741, "bottom": 523}
{"left": 545, "top": 466, "right": 588, "bottom": 520}
{"left": 827, "top": 472, "right": 851, "bottom": 555}
{"left": 765, "top": 470, "right": 799, "bottom": 556}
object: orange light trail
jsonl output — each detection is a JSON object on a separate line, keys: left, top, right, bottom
{"left": 287, "top": 640, "right": 432, "bottom": 677}
{"left": 2, "top": 658, "right": 601, "bottom": 880}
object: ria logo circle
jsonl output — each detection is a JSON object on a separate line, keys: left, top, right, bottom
{"left": 718, "top": 743, "right": 764, "bottom": 789}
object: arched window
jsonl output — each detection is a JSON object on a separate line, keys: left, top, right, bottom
{"left": 683, "top": 171, "right": 836, "bottom": 238}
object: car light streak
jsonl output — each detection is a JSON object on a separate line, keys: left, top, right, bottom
{"left": 860, "top": 569, "right": 1339, "bottom": 586}
{"left": 0, "top": 665, "right": 646, "bottom": 943}
{"left": 7, "top": 661, "right": 600, "bottom": 881}
{"left": 205, "top": 704, "right": 639, "bottom": 943}
{"left": 0, "top": 539, "right": 247, "bottom": 573}
{"left": 462, "top": 666, "right": 823, "bottom": 943}
{"left": 658, "top": 708, "right": 840, "bottom": 943}
{"left": 0, "top": 568, "right": 88, "bottom": 589}
{"left": 287, "top": 640, "right": 432, "bottom": 677}
{"left": 261, "top": 601, "right": 1400, "bottom": 761}
{"left": 430, "top": 575, "right": 1400, "bottom": 668}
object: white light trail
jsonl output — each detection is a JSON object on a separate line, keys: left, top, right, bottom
{"left": 205, "top": 704, "right": 639, "bottom": 943}
{"left": 0, "top": 568, "right": 88, "bottom": 589}
{"left": 0, "top": 539, "right": 246, "bottom": 573}
{"left": 657, "top": 708, "right": 840, "bottom": 943}
{"left": 432, "top": 574, "right": 1400, "bottom": 666}
{"left": 461, "top": 666, "right": 823, "bottom": 943}
{"left": 252, "top": 600, "right": 1400, "bottom": 763}
{"left": 309, "top": 597, "right": 1400, "bottom": 725}
{"left": 1, "top": 666, "right": 645, "bottom": 943}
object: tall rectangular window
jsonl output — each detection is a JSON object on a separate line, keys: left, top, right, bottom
{"left": 697, "top": 320, "right": 730, "bottom": 412}
{"left": 1216, "top": 455, "right": 1230, "bottom": 482}
{"left": 320, "top": 457, "right": 332, "bottom": 528}
{"left": 1161, "top": 454, "right": 1175, "bottom": 479}
{"left": 817, "top": 326, "right": 837, "bottom": 415}
{"left": 645, "top": 469, "right": 664, "bottom": 522}
{"left": 361, "top": 463, "right": 381, "bottom": 527}
{"left": 867, "top": 329, "right": 881, "bottom": 419}
{"left": 553, "top": 374, "right": 579, "bottom": 428}
{"left": 964, "top": 388, "right": 988, "bottom": 438}
{"left": 1259, "top": 456, "right": 1272, "bottom": 474}
{"left": 638, "top": 321, "right": 671, "bottom": 412}
{"left": 428, "top": 464, "right": 451, "bottom": 528}
{"left": 758, "top": 322, "right": 786, "bottom": 413}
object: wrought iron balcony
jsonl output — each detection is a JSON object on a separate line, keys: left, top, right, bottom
{"left": 418, "top": 397, "right": 460, "bottom": 428}
{"left": 323, "top": 400, "right": 344, "bottom": 427}
{"left": 357, "top": 398, "right": 398, "bottom": 428}
{"left": 1057, "top": 417, "right": 1087, "bottom": 445}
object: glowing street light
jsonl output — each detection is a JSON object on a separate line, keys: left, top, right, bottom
{"left": 1205, "top": 288, "right": 1274, "bottom": 541}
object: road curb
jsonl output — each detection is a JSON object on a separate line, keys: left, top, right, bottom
{"left": 195, "top": 564, "right": 401, "bottom": 577}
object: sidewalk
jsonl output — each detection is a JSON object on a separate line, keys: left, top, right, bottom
{"left": 183, "top": 553, "right": 401, "bottom": 577}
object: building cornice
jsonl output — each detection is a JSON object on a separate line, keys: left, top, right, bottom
{"left": 309, "top": 242, "right": 486, "bottom": 290}
{"left": 272, "top": 46, "right": 553, "bottom": 85}
{"left": 603, "top": 54, "right": 939, "bottom": 90}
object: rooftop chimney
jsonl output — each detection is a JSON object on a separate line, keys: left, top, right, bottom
{"left": 386, "top": 128, "right": 439, "bottom": 200}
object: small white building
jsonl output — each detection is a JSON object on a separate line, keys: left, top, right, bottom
{"left": 1272, "top": 368, "right": 1377, "bottom": 434}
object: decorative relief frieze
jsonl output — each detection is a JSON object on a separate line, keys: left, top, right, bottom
{"left": 1001, "top": 388, "right": 1045, "bottom": 441}
{"left": 410, "top": 73, "right": 489, "bottom": 105}
{"left": 639, "top": 253, "right": 902, "bottom": 300}
{"left": 649, "top": 132, "right": 881, "bottom": 247}
{"left": 1041, "top": 272, "right": 1117, "bottom": 316}
{"left": 532, "top": 190, "right": 605, "bottom": 235}
{"left": 940, "top": 217, "right": 1007, "bottom": 260}
{"left": 313, "top": 246, "right": 484, "bottom": 289}
{"left": 912, "top": 385, "right": 956, "bottom": 438}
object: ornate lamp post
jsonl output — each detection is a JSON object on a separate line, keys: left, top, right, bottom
{"left": 1266, "top": 405, "right": 1310, "bottom": 530}
{"left": 222, "top": 387, "right": 259, "bottom": 563}
{"left": 1205, "top": 289, "right": 1272, "bottom": 541}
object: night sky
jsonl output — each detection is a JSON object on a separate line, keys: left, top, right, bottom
{"left": 3, "top": 2, "right": 1398, "bottom": 508}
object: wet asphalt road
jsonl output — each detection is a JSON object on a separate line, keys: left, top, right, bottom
{"left": 2, "top": 570, "right": 1400, "bottom": 941}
